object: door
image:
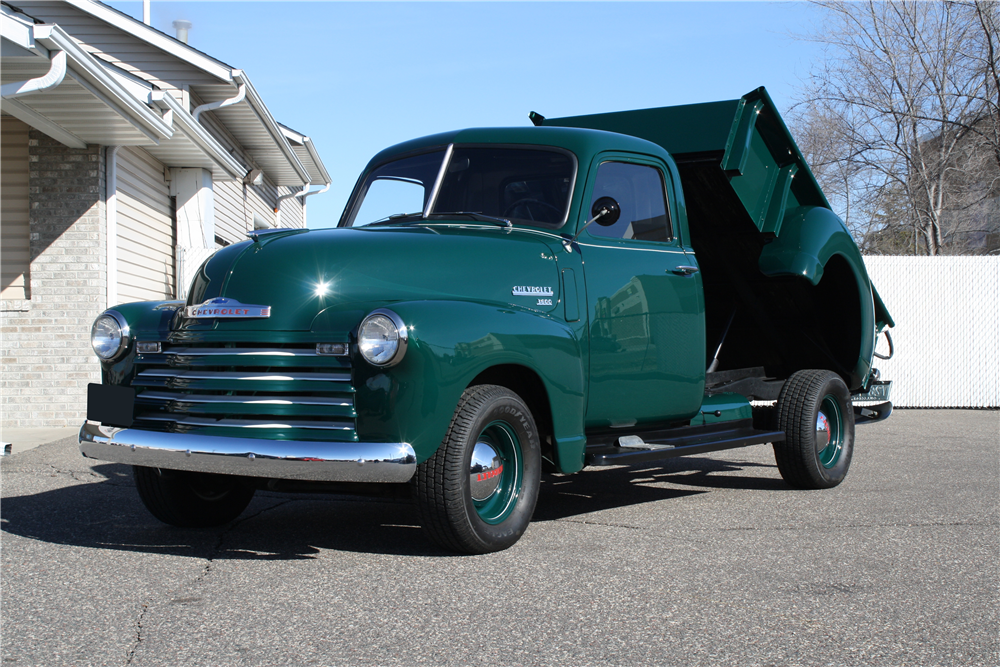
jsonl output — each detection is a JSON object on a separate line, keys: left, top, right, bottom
{"left": 580, "top": 157, "right": 705, "bottom": 428}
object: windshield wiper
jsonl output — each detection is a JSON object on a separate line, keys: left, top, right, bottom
{"left": 365, "top": 212, "right": 424, "bottom": 226}
{"left": 428, "top": 212, "right": 513, "bottom": 230}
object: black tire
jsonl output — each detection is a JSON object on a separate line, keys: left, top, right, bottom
{"left": 413, "top": 384, "right": 541, "bottom": 554}
{"left": 133, "top": 466, "right": 255, "bottom": 527}
{"left": 773, "top": 369, "right": 855, "bottom": 489}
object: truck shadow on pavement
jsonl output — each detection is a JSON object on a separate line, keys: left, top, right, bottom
{"left": 534, "top": 454, "right": 786, "bottom": 520}
{"left": 1, "top": 455, "right": 786, "bottom": 559}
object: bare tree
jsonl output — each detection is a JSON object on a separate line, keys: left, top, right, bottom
{"left": 963, "top": 0, "right": 1000, "bottom": 172}
{"left": 792, "top": 0, "right": 1000, "bottom": 255}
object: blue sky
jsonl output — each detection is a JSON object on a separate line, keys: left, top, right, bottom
{"left": 105, "top": 1, "right": 827, "bottom": 229}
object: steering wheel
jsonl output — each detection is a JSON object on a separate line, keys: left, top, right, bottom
{"left": 503, "top": 199, "right": 562, "bottom": 222}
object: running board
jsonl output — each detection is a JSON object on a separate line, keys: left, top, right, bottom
{"left": 585, "top": 419, "right": 785, "bottom": 467}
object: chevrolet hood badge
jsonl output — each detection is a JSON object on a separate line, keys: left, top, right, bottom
{"left": 185, "top": 297, "right": 271, "bottom": 319}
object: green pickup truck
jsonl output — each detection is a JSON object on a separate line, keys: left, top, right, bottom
{"left": 82, "top": 88, "right": 894, "bottom": 554}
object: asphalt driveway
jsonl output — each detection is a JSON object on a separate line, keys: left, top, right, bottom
{"left": 2, "top": 409, "right": 996, "bottom": 666}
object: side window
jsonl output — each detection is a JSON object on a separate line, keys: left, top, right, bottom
{"left": 587, "top": 162, "right": 671, "bottom": 242}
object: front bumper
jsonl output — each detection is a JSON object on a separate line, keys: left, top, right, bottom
{"left": 79, "top": 422, "right": 416, "bottom": 483}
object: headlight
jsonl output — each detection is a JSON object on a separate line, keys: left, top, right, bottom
{"left": 91, "top": 311, "right": 130, "bottom": 361}
{"left": 358, "top": 309, "right": 408, "bottom": 367}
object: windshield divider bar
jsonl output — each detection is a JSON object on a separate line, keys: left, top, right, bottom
{"left": 423, "top": 143, "right": 454, "bottom": 219}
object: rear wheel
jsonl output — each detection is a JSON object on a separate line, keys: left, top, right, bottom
{"left": 773, "top": 370, "right": 854, "bottom": 489}
{"left": 413, "top": 385, "right": 541, "bottom": 554}
{"left": 133, "top": 466, "right": 255, "bottom": 527}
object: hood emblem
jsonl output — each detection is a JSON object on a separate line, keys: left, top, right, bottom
{"left": 185, "top": 297, "right": 271, "bottom": 319}
{"left": 512, "top": 286, "right": 554, "bottom": 297}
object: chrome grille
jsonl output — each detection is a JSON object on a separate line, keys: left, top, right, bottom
{"left": 131, "top": 341, "right": 356, "bottom": 441}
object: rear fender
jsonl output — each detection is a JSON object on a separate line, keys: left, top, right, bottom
{"left": 758, "top": 206, "right": 881, "bottom": 388}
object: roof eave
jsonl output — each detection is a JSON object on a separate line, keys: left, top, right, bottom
{"left": 34, "top": 24, "right": 173, "bottom": 141}
{"left": 302, "top": 136, "right": 331, "bottom": 185}
{"left": 1, "top": 18, "right": 173, "bottom": 146}
{"left": 278, "top": 123, "right": 332, "bottom": 185}
{"left": 61, "top": 0, "right": 232, "bottom": 82}
{"left": 233, "top": 70, "right": 311, "bottom": 186}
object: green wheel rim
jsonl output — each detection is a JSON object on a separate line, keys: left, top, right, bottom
{"left": 471, "top": 421, "right": 523, "bottom": 525}
{"left": 817, "top": 395, "right": 844, "bottom": 469}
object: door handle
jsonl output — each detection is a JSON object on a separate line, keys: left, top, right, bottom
{"left": 671, "top": 265, "right": 699, "bottom": 276}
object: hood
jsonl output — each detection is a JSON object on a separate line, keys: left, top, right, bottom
{"left": 180, "top": 225, "right": 565, "bottom": 332}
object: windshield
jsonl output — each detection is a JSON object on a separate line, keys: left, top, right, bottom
{"left": 343, "top": 145, "right": 576, "bottom": 229}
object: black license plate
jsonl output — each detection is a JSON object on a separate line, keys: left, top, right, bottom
{"left": 87, "top": 383, "right": 135, "bottom": 427}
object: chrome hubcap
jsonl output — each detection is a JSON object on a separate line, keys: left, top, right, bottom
{"left": 469, "top": 441, "right": 503, "bottom": 501}
{"left": 816, "top": 412, "right": 832, "bottom": 452}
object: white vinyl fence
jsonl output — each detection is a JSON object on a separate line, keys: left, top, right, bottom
{"left": 862, "top": 256, "right": 999, "bottom": 408}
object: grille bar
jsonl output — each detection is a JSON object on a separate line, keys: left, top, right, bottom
{"left": 138, "top": 353, "right": 349, "bottom": 369}
{"left": 135, "top": 391, "right": 353, "bottom": 407}
{"left": 131, "top": 339, "right": 358, "bottom": 441}
{"left": 137, "top": 369, "right": 350, "bottom": 382}
{"left": 136, "top": 415, "right": 355, "bottom": 431}
{"left": 163, "top": 347, "right": 336, "bottom": 357}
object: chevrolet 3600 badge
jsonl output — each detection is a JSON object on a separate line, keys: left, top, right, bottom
{"left": 81, "top": 88, "right": 894, "bottom": 554}
{"left": 512, "top": 286, "right": 554, "bottom": 296}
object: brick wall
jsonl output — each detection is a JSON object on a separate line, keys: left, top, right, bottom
{"left": 1, "top": 132, "right": 106, "bottom": 428}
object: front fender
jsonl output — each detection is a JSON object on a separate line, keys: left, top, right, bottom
{"left": 99, "top": 300, "right": 184, "bottom": 385}
{"left": 352, "top": 300, "right": 586, "bottom": 468}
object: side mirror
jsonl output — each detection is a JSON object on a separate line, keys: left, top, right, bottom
{"left": 564, "top": 196, "right": 624, "bottom": 251}
{"left": 591, "top": 197, "right": 621, "bottom": 226}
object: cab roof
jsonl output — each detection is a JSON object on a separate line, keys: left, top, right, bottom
{"left": 366, "top": 126, "right": 672, "bottom": 170}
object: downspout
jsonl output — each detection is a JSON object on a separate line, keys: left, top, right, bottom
{"left": 106, "top": 146, "right": 122, "bottom": 309}
{"left": 191, "top": 83, "right": 246, "bottom": 121}
{"left": 300, "top": 183, "right": 331, "bottom": 201}
{"left": 273, "top": 182, "right": 310, "bottom": 227}
{"left": 298, "top": 183, "right": 331, "bottom": 228}
{"left": 0, "top": 50, "right": 67, "bottom": 99}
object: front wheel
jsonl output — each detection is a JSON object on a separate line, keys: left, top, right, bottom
{"left": 413, "top": 385, "right": 541, "bottom": 554}
{"left": 773, "top": 370, "right": 855, "bottom": 489}
{"left": 133, "top": 466, "right": 255, "bottom": 527}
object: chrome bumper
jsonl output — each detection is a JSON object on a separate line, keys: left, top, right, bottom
{"left": 79, "top": 422, "right": 416, "bottom": 483}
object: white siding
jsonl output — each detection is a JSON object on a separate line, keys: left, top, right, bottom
{"left": 116, "top": 147, "right": 174, "bottom": 303}
{"left": 276, "top": 185, "right": 305, "bottom": 228}
{"left": 214, "top": 179, "right": 272, "bottom": 242}
{"left": 1, "top": 117, "right": 30, "bottom": 300}
{"left": 863, "top": 256, "right": 1000, "bottom": 408}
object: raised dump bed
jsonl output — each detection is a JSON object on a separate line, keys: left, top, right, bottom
{"left": 541, "top": 87, "right": 894, "bottom": 391}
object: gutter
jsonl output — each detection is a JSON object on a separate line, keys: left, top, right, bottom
{"left": 149, "top": 90, "right": 246, "bottom": 180}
